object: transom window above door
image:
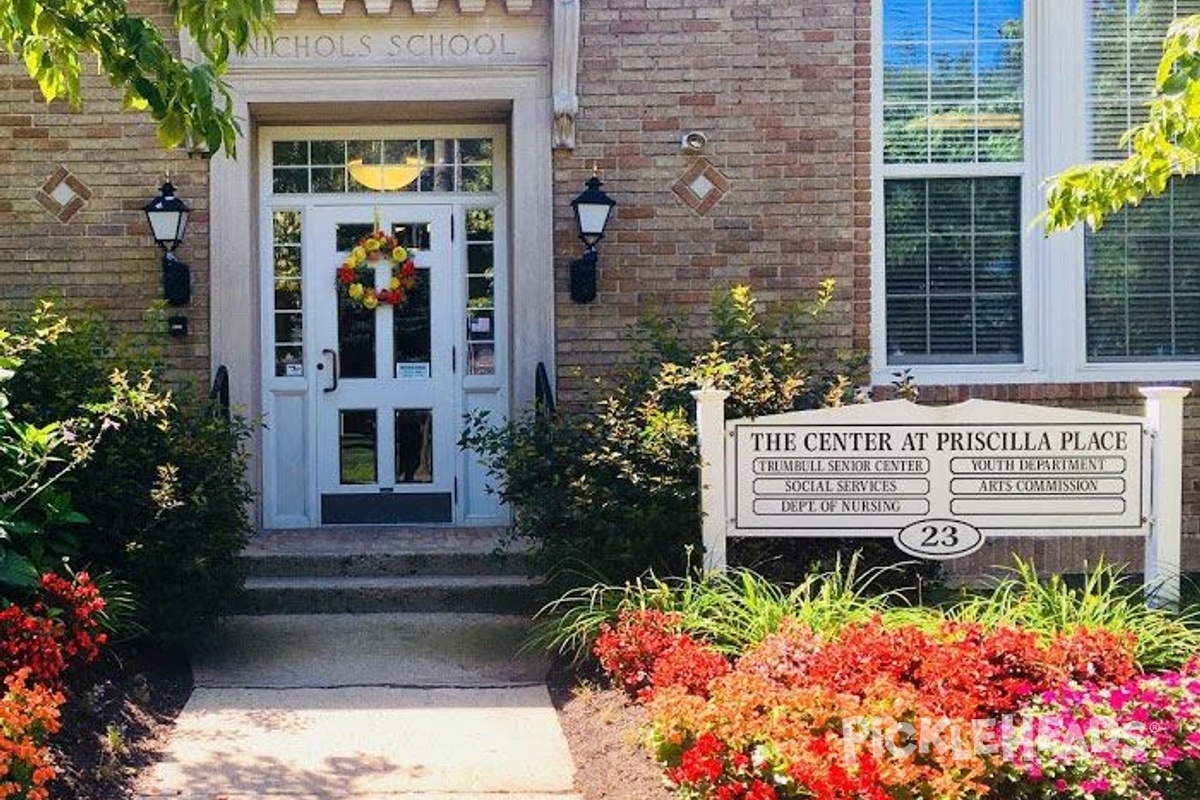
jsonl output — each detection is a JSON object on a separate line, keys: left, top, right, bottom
{"left": 272, "top": 138, "right": 494, "bottom": 194}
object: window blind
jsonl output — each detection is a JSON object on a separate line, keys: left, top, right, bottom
{"left": 1085, "top": 0, "right": 1200, "bottom": 362}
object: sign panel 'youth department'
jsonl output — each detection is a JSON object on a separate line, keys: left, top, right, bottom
{"left": 729, "top": 400, "right": 1146, "bottom": 556}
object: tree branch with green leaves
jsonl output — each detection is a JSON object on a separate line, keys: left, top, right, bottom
{"left": 1, "top": 0, "right": 272, "bottom": 156}
{"left": 1046, "top": 14, "right": 1200, "bottom": 232}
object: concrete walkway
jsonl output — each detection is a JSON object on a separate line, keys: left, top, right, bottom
{"left": 137, "top": 614, "right": 580, "bottom": 799}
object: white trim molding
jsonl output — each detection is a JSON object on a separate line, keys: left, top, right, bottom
{"left": 208, "top": 45, "right": 553, "bottom": 526}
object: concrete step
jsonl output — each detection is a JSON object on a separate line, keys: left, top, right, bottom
{"left": 243, "top": 550, "right": 530, "bottom": 578}
{"left": 237, "top": 574, "right": 547, "bottom": 615}
{"left": 236, "top": 527, "right": 543, "bottom": 616}
{"left": 240, "top": 526, "right": 531, "bottom": 577}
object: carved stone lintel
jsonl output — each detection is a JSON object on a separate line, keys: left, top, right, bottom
{"left": 552, "top": 0, "right": 580, "bottom": 150}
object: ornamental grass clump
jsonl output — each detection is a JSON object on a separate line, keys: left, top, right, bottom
{"left": 946, "top": 558, "right": 1200, "bottom": 671}
{"left": 534, "top": 553, "right": 903, "bottom": 663}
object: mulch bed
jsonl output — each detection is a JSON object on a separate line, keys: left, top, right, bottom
{"left": 48, "top": 645, "right": 192, "bottom": 800}
{"left": 548, "top": 660, "right": 675, "bottom": 800}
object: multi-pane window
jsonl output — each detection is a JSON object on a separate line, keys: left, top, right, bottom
{"left": 882, "top": 0, "right": 1025, "bottom": 365}
{"left": 1085, "top": 0, "right": 1200, "bottom": 362}
{"left": 885, "top": 178, "right": 1022, "bottom": 361}
{"left": 465, "top": 209, "right": 496, "bottom": 376}
{"left": 272, "top": 211, "right": 304, "bottom": 377}
{"left": 271, "top": 138, "right": 493, "bottom": 195}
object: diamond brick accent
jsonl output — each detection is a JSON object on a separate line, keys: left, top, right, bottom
{"left": 34, "top": 166, "right": 92, "bottom": 223}
{"left": 672, "top": 159, "right": 728, "bottom": 215}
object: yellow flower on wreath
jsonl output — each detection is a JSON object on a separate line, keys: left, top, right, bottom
{"left": 336, "top": 229, "right": 420, "bottom": 311}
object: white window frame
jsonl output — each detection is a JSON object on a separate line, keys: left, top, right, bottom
{"left": 870, "top": 0, "right": 1200, "bottom": 386}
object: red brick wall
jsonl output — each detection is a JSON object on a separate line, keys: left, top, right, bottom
{"left": 0, "top": 2, "right": 209, "bottom": 388}
{"left": 552, "top": 0, "right": 872, "bottom": 401}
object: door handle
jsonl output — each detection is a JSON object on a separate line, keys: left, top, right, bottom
{"left": 321, "top": 349, "right": 339, "bottom": 393}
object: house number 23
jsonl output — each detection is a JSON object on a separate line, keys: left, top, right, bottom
{"left": 894, "top": 519, "right": 985, "bottom": 560}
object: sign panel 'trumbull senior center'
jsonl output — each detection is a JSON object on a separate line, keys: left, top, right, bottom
{"left": 725, "top": 399, "right": 1147, "bottom": 560}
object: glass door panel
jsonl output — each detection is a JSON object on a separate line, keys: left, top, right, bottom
{"left": 311, "top": 204, "right": 455, "bottom": 524}
{"left": 395, "top": 409, "right": 433, "bottom": 484}
{"left": 339, "top": 410, "right": 377, "bottom": 485}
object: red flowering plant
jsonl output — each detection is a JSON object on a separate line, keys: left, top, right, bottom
{"left": 0, "top": 668, "right": 62, "bottom": 800}
{"left": 667, "top": 732, "right": 779, "bottom": 800}
{"left": 593, "top": 609, "right": 684, "bottom": 698}
{"left": 1042, "top": 626, "right": 1139, "bottom": 687}
{"left": 643, "top": 616, "right": 1144, "bottom": 800}
{"left": 592, "top": 609, "right": 730, "bottom": 701}
{"left": 0, "top": 571, "right": 108, "bottom": 689}
{"left": 648, "top": 636, "right": 730, "bottom": 701}
{"left": 648, "top": 667, "right": 996, "bottom": 800}
{"left": 335, "top": 230, "right": 419, "bottom": 311}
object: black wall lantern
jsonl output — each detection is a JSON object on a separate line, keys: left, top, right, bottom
{"left": 143, "top": 180, "right": 192, "bottom": 307}
{"left": 568, "top": 174, "right": 616, "bottom": 303}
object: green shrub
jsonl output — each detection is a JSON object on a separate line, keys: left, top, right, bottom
{"left": 0, "top": 305, "right": 168, "bottom": 591}
{"left": 462, "top": 283, "right": 871, "bottom": 584}
{"left": 4, "top": 306, "right": 252, "bottom": 651}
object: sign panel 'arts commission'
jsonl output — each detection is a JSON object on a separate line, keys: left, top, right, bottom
{"left": 727, "top": 400, "right": 1146, "bottom": 559}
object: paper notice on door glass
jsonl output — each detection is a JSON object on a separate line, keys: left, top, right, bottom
{"left": 468, "top": 343, "right": 495, "bottom": 375}
{"left": 285, "top": 362, "right": 304, "bottom": 377}
{"left": 470, "top": 316, "right": 491, "bottom": 335}
{"left": 396, "top": 362, "right": 430, "bottom": 379}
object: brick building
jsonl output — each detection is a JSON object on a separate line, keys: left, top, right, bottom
{"left": 1, "top": 0, "right": 1198, "bottom": 571}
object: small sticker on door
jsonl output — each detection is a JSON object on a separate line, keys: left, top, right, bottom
{"left": 397, "top": 362, "right": 430, "bottom": 379}
{"left": 285, "top": 363, "right": 305, "bottom": 377}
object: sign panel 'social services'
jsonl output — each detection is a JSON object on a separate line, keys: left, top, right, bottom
{"left": 728, "top": 400, "right": 1146, "bottom": 556}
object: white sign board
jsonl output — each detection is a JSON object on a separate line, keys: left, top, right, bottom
{"left": 726, "top": 400, "right": 1146, "bottom": 559}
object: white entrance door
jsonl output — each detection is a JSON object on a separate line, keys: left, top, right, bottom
{"left": 309, "top": 205, "right": 455, "bottom": 524}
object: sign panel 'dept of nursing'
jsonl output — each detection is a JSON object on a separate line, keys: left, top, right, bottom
{"left": 728, "top": 400, "right": 1145, "bottom": 559}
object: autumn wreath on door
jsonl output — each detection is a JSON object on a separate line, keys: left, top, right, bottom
{"left": 335, "top": 229, "right": 418, "bottom": 310}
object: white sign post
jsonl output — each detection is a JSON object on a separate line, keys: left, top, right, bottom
{"left": 694, "top": 389, "right": 1188, "bottom": 601}
{"left": 1141, "top": 387, "right": 1190, "bottom": 607}
{"left": 693, "top": 386, "right": 731, "bottom": 571}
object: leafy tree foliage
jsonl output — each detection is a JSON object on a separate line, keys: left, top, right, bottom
{"left": 1046, "top": 13, "right": 1200, "bottom": 232}
{"left": 1, "top": 0, "right": 272, "bottom": 155}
